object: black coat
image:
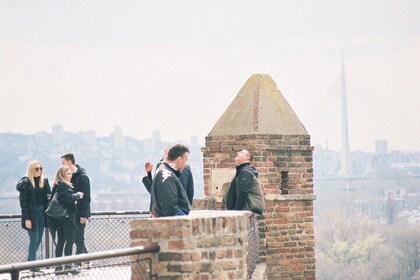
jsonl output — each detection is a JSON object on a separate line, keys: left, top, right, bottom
{"left": 16, "top": 177, "right": 51, "bottom": 230}
{"left": 179, "top": 165, "right": 194, "bottom": 205}
{"left": 143, "top": 162, "right": 194, "bottom": 205}
{"left": 50, "top": 181, "right": 81, "bottom": 225}
{"left": 150, "top": 163, "right": 191, "bottom": 217}
{"left": 225, "top": 163, "right": 264, "bottom": 214}
{"left": 70, "top": 165, "right": 91, "bottom": 219}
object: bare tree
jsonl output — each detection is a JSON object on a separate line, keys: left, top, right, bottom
{"left": 389, "top": 223, "right": 420, "bottom": 280}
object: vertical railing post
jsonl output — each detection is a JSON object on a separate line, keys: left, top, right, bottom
{"left": 44, "top": 228, "right": 50, "bottom": 259}
{"left": 10, "top": 270, "right": 19, "bottom": 280}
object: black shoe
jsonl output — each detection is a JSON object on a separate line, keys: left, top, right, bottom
{"left": 69, "top": 269, "right": 80, "bottom": 275}
{"left": 64, "top": 265, "right": 80, "bottom": 275}
{"left": 54, "top": 266, "right": 67, "bottom": 275}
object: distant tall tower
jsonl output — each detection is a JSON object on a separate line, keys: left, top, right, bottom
{"left": 340, "top": 53, "right": 351, "bottom": 177}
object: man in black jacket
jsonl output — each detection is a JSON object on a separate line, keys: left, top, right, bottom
{"left": 225, "top": 150, "right": 264, "bottom": 215}
{"left": 150, "top": 144, "right": 191, "bottom": 217}
{"left": 142, "top": 146, "right": 195, "bottom": 205}
{"left": 61, "top": 153, "right": 91, "bottom": 255}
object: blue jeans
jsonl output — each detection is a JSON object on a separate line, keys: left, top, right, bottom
{"left": 27, "top": 205, "right": 45, "bottom": 261}
{"left": 176, "top": 208, "right": 187, "bottom": 216}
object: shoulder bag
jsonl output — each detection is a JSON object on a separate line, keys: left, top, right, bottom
{"left": 45, "top": 193, "right": 68, "bottom": 218}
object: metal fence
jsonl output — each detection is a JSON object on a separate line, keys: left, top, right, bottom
{"left": 0, "top": 210, "right": 150, "bottom": 265}
{"left": 0, "top": 244, "right": 159, "bottom": 280}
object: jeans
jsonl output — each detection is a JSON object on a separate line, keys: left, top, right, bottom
{"left": 75, "top": 221, "right": 88, "bottom": 254}
{"left": 27, "top": 205, "right": 45, "bottom": 261}
{"left": 176, "top": 208, "right": 187, "bottom": 216}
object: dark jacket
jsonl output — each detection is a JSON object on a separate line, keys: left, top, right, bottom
{"left": 50, "top": 181, "right": 81, "bottom": 225}
{"left": 150, "top": 162, "right": 191, "bottom": 217}
{"left": 71, "top": 164, "right": 91, "bottom": 219}
{"left": 225, "top": 163, "right": 265, "bottom": 215}
{"left": 143, "top": 162, "right": 194, "bottom": 205}
{"left": 179, "top": 165, "right": 194, "bottom": 205}
{"left": 16, "top": 177, "right": 51, "bottom": 230}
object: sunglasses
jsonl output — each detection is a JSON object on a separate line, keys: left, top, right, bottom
{"left": 34, "top": 167, "right": 43, "bottom": 172}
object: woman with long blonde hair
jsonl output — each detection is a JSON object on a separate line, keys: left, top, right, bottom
{"left": 16, "top": 161, "right": 51, "bottom": 265}
{"left": 50, "top": 166, "right": 83, "bottom": 275}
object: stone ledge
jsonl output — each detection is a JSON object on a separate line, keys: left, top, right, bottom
{"left": 264, "top": 194, "right": 316, "bottom": 201}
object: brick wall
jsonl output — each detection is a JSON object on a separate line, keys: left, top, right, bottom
{"left": 202, "top": 134, "right": 313, "bottom": 198}
{"left": 130, "top": 210, "right": 254, "bottom": 280}
{"left": 265, "top": 194, "right": 316, "bottom": 279}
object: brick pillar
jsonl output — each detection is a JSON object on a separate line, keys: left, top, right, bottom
{"left": 202, "top": 134, "right": 316, "bottom": 276}
{"left": 265, "top": 194, "right": 316, "bottom": 279}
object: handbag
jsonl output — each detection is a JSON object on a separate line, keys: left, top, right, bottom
{"left": 45, "top": 193, "right": 68, "bottom": 218}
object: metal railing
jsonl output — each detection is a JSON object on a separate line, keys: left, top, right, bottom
{"left": 0, "top": 210, "right": 150, "bottom": 265}
{"left": 0, "top": 244, "right": 160, "bottom": 280}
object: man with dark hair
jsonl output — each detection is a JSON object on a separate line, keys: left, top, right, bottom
{"left": 150, "top": 144, "right": 191, "bottom": 217}
{"left": 142, "top": 146, "right": 194, "bottom": 205}
{"left": 61, "top": 153, "right": 91, "bottom": 257}
{"left": 225, "top": 150, "right": 265, "bottom": 215}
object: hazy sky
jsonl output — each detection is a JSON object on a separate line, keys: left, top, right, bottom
{"left": 1, "top": 0, "right": 419, "bottom": 152}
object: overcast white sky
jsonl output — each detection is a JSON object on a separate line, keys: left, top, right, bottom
{"left": 0, "top": 0, "right": 419, "bottom": 152}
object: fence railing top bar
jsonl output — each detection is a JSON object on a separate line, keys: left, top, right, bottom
{"left": 0, "top": 214, "right": 20, "bottom": 219}
{"left": 91, "top": 210, "right": 150, "bottom": 216}
{"left": 0, "top": 210, "right": 150, "bottom": 219}
{"left": 0, "top": 244, "right": 160, "bottom": 273}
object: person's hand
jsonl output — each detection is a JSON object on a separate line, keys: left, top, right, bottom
{"left": 25, "top": 220, "right": 32, "bottom": 229}
{"left": 145, "top": 162, "right": 153, "bottom": 172}
{"left": 76, "top": 192, "right": 84, "bottom": 199}
{"left": 80, "top": 217, "right": 87, "bottom": 224}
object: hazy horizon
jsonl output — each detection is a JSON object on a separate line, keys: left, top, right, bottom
{"left": 1, "top": 1, "right": 419, "bottom": 152}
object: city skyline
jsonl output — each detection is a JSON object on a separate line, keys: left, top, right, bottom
{"left": 2, "top": 124, "right": 417, "bottom": 154}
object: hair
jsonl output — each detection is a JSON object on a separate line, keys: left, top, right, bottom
{"left": 61, "top": 153, "right": 75, "bottom": 164}
{"left": 26, "top": 161, "right": 45, "bottom": 189}
{"left": 244, "top": 150, "right": 254, "bottom": 162}
{"left": 162, "top": 146, "right": 171, "bottom": 161}
{"left": 53, "top": 166, "right": 73, "bottom": 188}
{"left": 167, "top": 144, "right": 190, "bottom": 161}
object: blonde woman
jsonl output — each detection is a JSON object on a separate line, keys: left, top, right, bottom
{"left": 50, "top": 166, "right": 83, "bottom": 275}
{"left": 16, "top": 161, "right": 51, "bottom": 264}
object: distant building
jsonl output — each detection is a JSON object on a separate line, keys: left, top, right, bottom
{"left": 112, "top": 126, "right": 126, "bottom": 149}
{"left": 375, "top": 139, "right": 388, "bottom": 155}
{"left": 83, "top": 130, "right": 97, "bottom": 145}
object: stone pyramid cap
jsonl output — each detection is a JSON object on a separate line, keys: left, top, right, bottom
{"left": 209, "top": 74, "right": 308, "bottom": 136}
